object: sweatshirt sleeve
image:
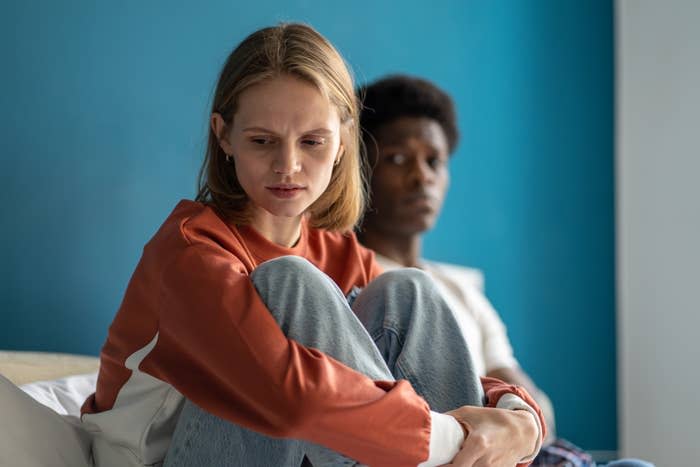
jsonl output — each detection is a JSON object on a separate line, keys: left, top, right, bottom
{"left": 141, "top": 243, "right": 432, "bottom": 467}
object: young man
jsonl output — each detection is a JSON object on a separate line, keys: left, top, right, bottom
{"left": 357, "top": 75, "right": 653, "bottom": 467}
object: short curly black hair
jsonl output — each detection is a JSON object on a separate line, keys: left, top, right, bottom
{"left": 358, "top": 74, "right": 459, "bottom": 155}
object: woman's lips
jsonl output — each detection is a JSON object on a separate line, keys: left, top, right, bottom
{"left": 266, "top": 185, "right": 306, "bottom": 199}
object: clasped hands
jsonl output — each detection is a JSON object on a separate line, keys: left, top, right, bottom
{"left": 439, "top": 406, "right": 539, "bottom": 467}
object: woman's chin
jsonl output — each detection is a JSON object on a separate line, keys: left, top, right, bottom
{"left": 260, "top": 204, "right": 309, "bottom": 220}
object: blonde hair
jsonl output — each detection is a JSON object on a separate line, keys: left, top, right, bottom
{"left": 196, "top": 23, "right": 366, "bottom": 232}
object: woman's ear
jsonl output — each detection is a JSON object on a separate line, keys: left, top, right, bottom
{"left": 334, "top": 143, "right": 345, "bottom": 166}
{"left": 211, "top": 113, "right": 234, "bottom": 155}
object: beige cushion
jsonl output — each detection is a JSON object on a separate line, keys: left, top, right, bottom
{"left": 0, "top": 374, "right": 93, "bottom": 467}
{"left": 0, "top": 351, "right": 99, "bottom": 385}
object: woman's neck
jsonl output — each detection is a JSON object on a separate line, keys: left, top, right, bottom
{"left": 249, "top": 210, "right": 303, "bottom": 248}
{"left": 359, "top": 227, "right": 422, "bottom": 268}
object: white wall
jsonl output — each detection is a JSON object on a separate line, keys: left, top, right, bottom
{"left": 616, "top": 1, "right": 700, "bottom": 465}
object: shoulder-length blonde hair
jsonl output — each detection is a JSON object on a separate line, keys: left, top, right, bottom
{"left": 196, "top": 23, "right": 366, "bottom": 232}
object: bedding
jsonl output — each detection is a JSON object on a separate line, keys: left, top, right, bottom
{"left": 19, "top": 371, "right": 98, "bottom": 416}
{"left": 0, "top": 351, "right": 99, "bottom": 386}
{"left": 0, "top": 351, "right": 100, "bottom": 467}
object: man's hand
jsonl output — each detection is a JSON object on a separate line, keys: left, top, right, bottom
{"left": 439, "top": 406, "right": 538, "bottom": 466}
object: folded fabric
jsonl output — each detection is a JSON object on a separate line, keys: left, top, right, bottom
{"left": 20, "top": 371, "right": 98, "bottom": 416}
{"left": 0, "top": 374, "right": 93, "bottom": 467}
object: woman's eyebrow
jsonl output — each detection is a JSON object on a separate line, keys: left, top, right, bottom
{"left": 242, "top": 126, "right": 276, "bottom": 133}
{"left": 304, "top": 128, "right": 334, "bottom": 135}
{"left": 242, "top": 126, "right": 334, "bottom": 135}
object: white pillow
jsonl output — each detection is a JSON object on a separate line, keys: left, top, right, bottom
{"left": 0, "top": 374, "right": 93, "bottom": 467}
{"left": 20, "top": 372, "right": 98, "bottom": 416}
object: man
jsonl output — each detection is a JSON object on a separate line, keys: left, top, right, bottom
{"left": 357, "top": 75, "right": 652, "bottom": 467}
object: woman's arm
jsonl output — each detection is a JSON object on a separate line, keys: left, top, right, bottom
{"left": 147, "top": 244, "right": 434, "bottom": 467}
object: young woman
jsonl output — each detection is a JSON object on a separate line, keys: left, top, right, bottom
{"left": 80, "top": 24, "right": 544, "bottom": 467}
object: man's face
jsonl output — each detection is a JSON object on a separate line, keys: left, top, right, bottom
{"left": 366, "top": 116, "right": 450, "bottom": 236}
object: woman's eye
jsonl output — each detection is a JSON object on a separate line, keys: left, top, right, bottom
{"left": 251, "top": 137, "right": 274, "bottom": 145}
{"left": 386, "top": 153, "right": 407, "bottom": 165}
{"left": 302, "top": 138, "right": 325, "bottom": 147}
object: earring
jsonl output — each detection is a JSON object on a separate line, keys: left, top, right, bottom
{"left": 334, "top": 146, "right": 345, "bottom": 167}
{"left": 225, "top": 154, "right": 233, "bottom": 163}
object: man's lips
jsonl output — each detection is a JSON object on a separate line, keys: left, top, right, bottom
{"left": 403, "top": 193, "right": 437, "bottom": 206}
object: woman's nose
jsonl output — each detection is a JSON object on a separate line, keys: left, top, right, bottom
{"left": 273, "top": 142, "right": 301, "bottom": 175}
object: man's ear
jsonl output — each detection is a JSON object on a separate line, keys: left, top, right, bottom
{"left": 211, "top": 113, "right": 234, "bottom": 155}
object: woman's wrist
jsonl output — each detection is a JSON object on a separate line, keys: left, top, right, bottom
{"left": 495, "top": 393, "right": 543, "bottom": 461}
{"left": 509, "top": 408, "right": 540, "bottom": 460}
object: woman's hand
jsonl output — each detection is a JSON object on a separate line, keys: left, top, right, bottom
{"left": 440, "top": 406, "right": 538, "bottom": 466}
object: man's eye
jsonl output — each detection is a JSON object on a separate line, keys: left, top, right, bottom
{"left": 386, "top": 153, "right": 407, "bottom": 165}
{"left": 428, "top": 157, "right": 445, "bottom": 169}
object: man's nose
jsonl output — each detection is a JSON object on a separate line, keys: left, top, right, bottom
{"left": 408, "top": 158, "right": 434, "bottom": 186}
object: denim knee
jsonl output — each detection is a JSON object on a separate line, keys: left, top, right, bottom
{"left": 249, "top": 255, "right": 346, "bottom": 326}
{"left": 373, "top": 267, "right": 435, "bottom": 294}
{"left": 251, "top": 255, "right": 319, "bottom": 283}
{"left": 359, "top": 267, "right": 449, "bottom": 330}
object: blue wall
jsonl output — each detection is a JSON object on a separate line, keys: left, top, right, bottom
{"left": 1, "top": 0, "right": 614, "bottom": 452}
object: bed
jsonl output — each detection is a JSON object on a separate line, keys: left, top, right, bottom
{"left": 0, "top": 351, "right": 100, "bottom": 467}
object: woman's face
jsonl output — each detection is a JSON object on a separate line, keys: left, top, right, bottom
{"left": 214, "top": 74, "right": 343, "bottom": 227}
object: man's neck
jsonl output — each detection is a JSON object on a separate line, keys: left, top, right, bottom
{"left": 359, "top": 228, "right": 422, "bottom": 268}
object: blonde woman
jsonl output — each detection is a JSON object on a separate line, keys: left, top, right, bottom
{"left": 81, "top": 24, "right": 544, "bottom": 467}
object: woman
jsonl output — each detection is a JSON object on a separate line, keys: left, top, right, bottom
{"left": 80, "top": 24, "right": 543, "bottom": 467}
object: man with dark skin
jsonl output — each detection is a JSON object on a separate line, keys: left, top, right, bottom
{"left": 356, "top": 76, "right": 555, "bottom": 432}
{"left": 357, "top": 75, "right": 656, "bottom": 467}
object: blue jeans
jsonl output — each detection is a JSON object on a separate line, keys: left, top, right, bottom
{"left": 603, "top": 460, "right": 654, "bottom": 467}
{"left": 163, "top": 256, "right": 483, "bottom": 466}
{"left": 532, "top": 438, "right": 655, "bottom": 467}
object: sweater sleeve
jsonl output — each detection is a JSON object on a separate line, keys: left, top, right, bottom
{"left": 141, "top": 243, "right": 432, "bottom": 467}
